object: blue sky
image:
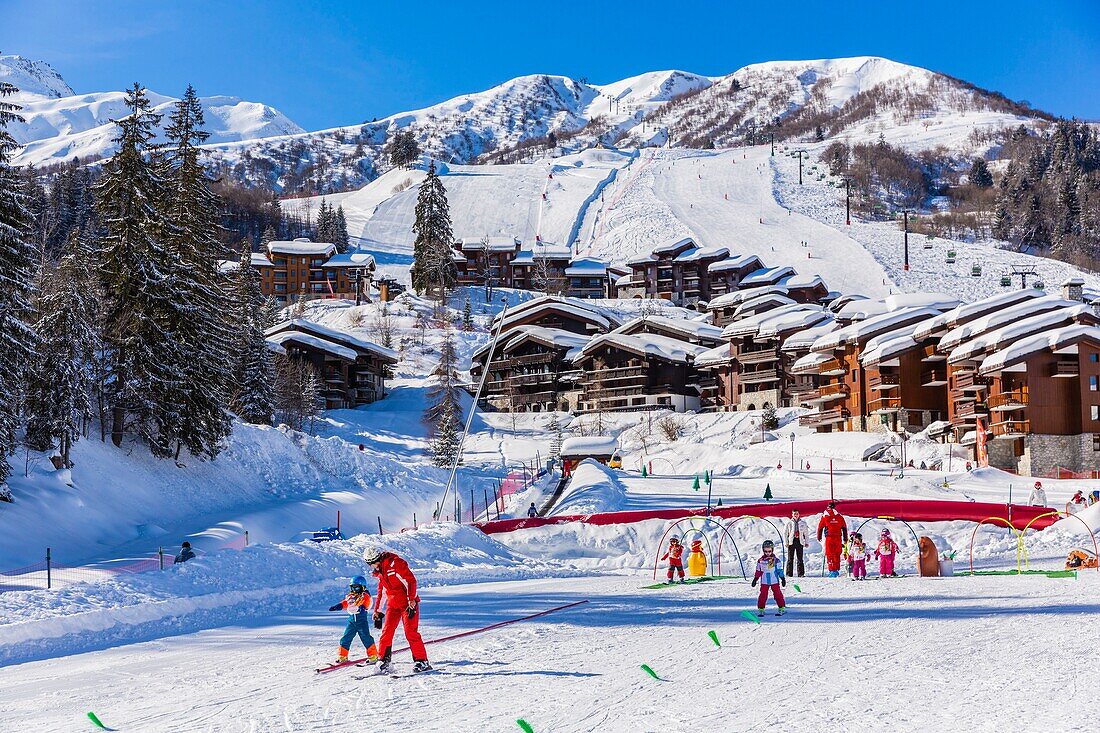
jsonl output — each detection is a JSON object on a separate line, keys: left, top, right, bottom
{"left": 5, "top": 0, "right": 1098, "bottom": 130}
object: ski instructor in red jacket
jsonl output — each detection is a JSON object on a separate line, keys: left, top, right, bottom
{"left": 364, "top": 545, "right": 432, "bottom": 674}
{"left": 817, "top": 502, "right": 849, "bottom": 577}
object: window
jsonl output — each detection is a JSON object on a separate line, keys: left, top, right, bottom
{"left": 1092, "top": 354, "right": 1099, "bottom": 363}
{"left": 1092, "top": 405, "right": 1099, "bottom": 421}
{"left": 1091, "top": 376, "right": 1098, "bottom": 392}
{"left": 1094, "top": 436, "right": 1100, "bottom": 452}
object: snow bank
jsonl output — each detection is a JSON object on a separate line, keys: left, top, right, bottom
{"left": 551, "top": 461, "right": 628, "bottom": 515}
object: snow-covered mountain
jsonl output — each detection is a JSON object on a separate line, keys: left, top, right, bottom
{"left": 1, "top": 54, "right": 305, "bottom": 168}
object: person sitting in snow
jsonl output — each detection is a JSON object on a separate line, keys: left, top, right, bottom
{"left": 1069, "top": 490, "right": 1087, "bottom": 513}
{"left": 875, "top": 529, "right": 900, "bottom": 577}
{"left": 328, "top": 575, "right": 378, "bottom": 665}
{"left": 1028, "top": 481, "right": 1047, "bottom": 507}
{"left": 661, "top": 537, "right": 686, "bottom": 584}
{"left": 527, "top": 502, "right": 538, "bottom": 518}
{"left": 847, "top": 532, "right": 870, "bottom": 580}
{"left": 750, "top": 540, "right": 786, "bottom": 616}
{"left": 173, "top": 541, "right": 195, "bottom": 564}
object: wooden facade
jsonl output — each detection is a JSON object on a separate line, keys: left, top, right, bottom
{"left": 572, "top": 333, "right": 708, "bottom": 413}
{"left": 254, "top": 241, "right": 377, "bottom": 305}
{"left": 470, "top": 327, "right": 587, "bottom": 413}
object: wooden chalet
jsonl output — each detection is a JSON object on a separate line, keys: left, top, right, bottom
{"left": 491, "top": 297, "right": 618, "bottom": 336}
{"left": 470, "top": 326, "right": 589, "bottom": 413}
{"left": 452, "top": 236, "right": 523, "bottom": 287}
{"left": 254, "top": 240, "right": 376, "bottom": 304}
{"left": 265, "top": 319, "right": 397, "bottom": 409}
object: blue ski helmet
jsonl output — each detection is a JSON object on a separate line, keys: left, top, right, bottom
{"left": 350, "top": 575, "right": 368, "bottom": 587}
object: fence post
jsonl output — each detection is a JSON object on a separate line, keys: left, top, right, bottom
{"left": 337, "top": 510, "right": 341, "bottom": 533}
{"left": 159, "top": 547, "right": 164, "bottom": 570}
{"left": 377, "top": 516, "right": 384, "bottom": 535}
{"left": 471, "top": 489, "right": 476, "bottom": 523}
{"left": 245, "top": 530, "right": 249, "bottom": 547}
{"left": 46, "top": 547, "right": 51, "bottom": 589}
{"left": 413, "top": 512, "right": 417, "bottom": 530}
{"left": 483, "top": 489, "right": 489, "bottom": 522}
{"left": 457, "top": 499, "right": 461, "bottom": 524}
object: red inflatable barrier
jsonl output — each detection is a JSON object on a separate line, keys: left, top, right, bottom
{"left": 476, "top": 499, "right": 1058, "bottom": 535}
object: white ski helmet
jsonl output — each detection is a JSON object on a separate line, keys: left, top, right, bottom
{"left": 362, "top": 544, "right": 387, "bottom": 565}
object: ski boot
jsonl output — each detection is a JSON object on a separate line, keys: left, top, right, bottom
{"left": 776, "top": 607, "right": 787, "bottom": 616}
{"left": 828, "top": 570, "right": 839, "bottom": 578}
{"left": 366, "top": 644, "right": 379, "bottom": 663}
{"left": 755, "top": 609, "right": 765, "bottom": 618}
{"left": 666, "top": 578, "right": 674, "bottom": 585}
{"left": 335, "top": 655, "right": 349, "bottom": 665}
{"left": 412, "top": 660, "right": 434, "bottom": 673}
{"left": 679, "top": 578, "right": 686, "bottom": 584}
{"left": 376, "top": 652, "right": 393, "bottom": 675}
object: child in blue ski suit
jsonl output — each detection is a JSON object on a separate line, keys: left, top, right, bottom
{"left": 329, "top": 575, "right": 378, "bottom": 664}
{"left": 750, "top": 540, "right": 786, "bottom": 616}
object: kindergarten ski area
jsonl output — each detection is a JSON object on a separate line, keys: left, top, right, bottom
{"left": 3, "top": 360, "right": 1100, "bottom": 732}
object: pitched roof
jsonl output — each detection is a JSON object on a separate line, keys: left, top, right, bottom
{"left": 265, "top": 331, "right": 358, "bottom": 361}
{"left": 979, "top": 325, "right": 1100, "bottom": 374}
{"left": 651, "top": 236, "right": 697, "bottom": 256}
{"left": 708, "top": 254, "right": 763, "bottom": 273}
{"left": 722, "top": 304, "right": 828, "bottom": 339}
{"left": 939, "top": 295, "right": 1078, "bottom": 351}
{"left": 573, "top": 331, "right": 708, "bottom": 365}
{"left": 740, "top": 266, "right": 797, "bottom": 287}
{"left": 911, "top": 288, "right": 1045, "bottom": 340}
{"left": 781, "top": 321, "right": 838, "bottom": 352}
{"left": 695, "top": 343, "right": 735, "bottom": 368}
{"left": 948, "top": 304, "right": 1093, "bottom": 364}
{"left": 266, "top": 319, "right": 398, "bottom": 363}
{"left": 321, "top": 251, "right": 376, "bottom": 268}
{"left": 613, "top": 315, "right": 724, "bottom": 343}
{"left": 811, "top": 307, "right": 944, "bottom": 352}
{"left": 267, "top": 240, "right": 337, "bottom": 256}
{"left": 565, "top": 257, "right": 608, "bottom": 276}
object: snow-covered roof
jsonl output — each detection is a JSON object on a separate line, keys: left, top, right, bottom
{"left": 625, "top": 252, "right": 656, "bottom": 266}
{"left": 265, "top": 331, "right": 358, "bottom": 361}
{"left": 565, "top": 257, "right": 608, "bottom": 276}
{"left": 791, "top": 351, "right": 832, "bottom": 374}
{"left": 501, "top": 325, "right": 590, "bottom": 354}
{"left": 781, "top": 320, "right": 838, "bottom": 352}
{"left": 322, "top": 251, "right": 376, "bottom": 268}
{"left": 860, "top": 332, "right": 918, "bottom": 366}
{"left": 827, "top": 293, "right": 868, "bottom": 312}
{"left": 512, "top": 242, "right": 572, "bottom": 264}
{"left": 733, "top": 293, "right": 796, "bottom": 318}
{"left": 948, "top": 304, "right": 1093, "bottom": 364}
{"left": 740, "top": 266, "right": 796, "bottom": 287}
{"left": 266, "top": 319, "right": 398, "bottom": 362}
{"left": 979, "top": 325, "right": 1100, "bottom": 374}
{"left": 706, "top": 285, "right": 787, "bottom": 311}
{"left": 939, "top": 295, "right": 1078, "bottom": 351}
{"left": 497, "top": 299, "right": 614, "bottom": 333}
{"left": 560, "top": 435, "right": 618, "bottom": 458}
{"left": 722, "top": 304, "right": 828, "bottom": 339}
{"left": 811, "top": 307, "right": 944, "bottom": 352}
{"left": 882, "top": 293, "right": 960, "bottom": 312}
{"left": 674, "top": 245, "right": 730, "bottom": 263}
{"left": 267, "top": 240, "right": 337, "bottom": 256}
{"left": 613, "top": 315, "right": 724, "bottom": 342}
{"left": 486, "top": 236, "right": 522, "bottom": 252}
{"left": 574, "top": 332, "right": 708, "bottom": 364}
{"left": 708, "top": 254, "right": 763, "bottom": 273}
{"left": 652, "top": 236, "right": 696, "bottom": 256}
{"left": 779, "top": 273, "right": 827, "bottom": 292}
{"left": 250, "top": 252, "right": 274, "bottom": 267}
{"left": 695, "top": 343, "right": 735, "bottom": 367}
{"left": 912, "top": 289, "right": 1045, "bottom": 341}
{"left": 455, "top": 237, "right": 486, "bottom": 250}
{"left": 615, "top": 273, "right": 636, "bottom": 285}
{"left": 834, "top": 298, "right": 891, "bottom": 321}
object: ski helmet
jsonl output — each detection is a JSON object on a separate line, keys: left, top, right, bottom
{"left": 669, "top": 537, "right": 681, "bottom": 545}
{"left": 362, "top": 545, "right": 386, "bottom": 565}
{"left": 350, "top": 575, "right": 368, "bottom": 588}
{"left": 880, "top": 528, "right": 891, "bottom": 538}
{"left": 762, "top": 539, "right": 775, "bottom": 550}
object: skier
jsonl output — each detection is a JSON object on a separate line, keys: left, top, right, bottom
{"left": 328, "top": 575, "right": 378, "bottom": 664}
{"left": 364, "top": 545, "right": 431, "bottom": 674}
{"left": 817, "top": 502, "right": 849, "bottom": 577}
{"left": 847, "top": 532, "right": 870, "bottom": 581}
{"left": 784, "top": 509, "right": 809, "bottom": 577}
{"left": 173, "top": 541, "right": 195, "bottom": 564}
{"left": 661, "top": 536, "right": 686, "bottom": 584}
{"left": 750, "top": 540, "right": 786, "bottom": 616}
{"left": 527, "top": 502, "right": 538, "bottom": 518}
{"left": 1028, "top": 481, "right": 1047, "bottom": 507}
{"left": 875, "top": 529, "right": 900, "bottom": 577}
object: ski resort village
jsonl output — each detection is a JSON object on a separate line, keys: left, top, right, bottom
{"left": 3, "top": 9, "right": 1100, "bottom": 731}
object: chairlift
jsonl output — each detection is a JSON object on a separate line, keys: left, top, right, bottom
{"left": 1034, "top": 280, "right": 1046, "bottom": 290}
{"left": 971, "top": 264, "right": 982, "bottom": 277}
{"left": 946, "top": 249, "right": 957, "bottom": 263}
{"left": 1000, "top": 274, "right": 1011, "bottom": 287}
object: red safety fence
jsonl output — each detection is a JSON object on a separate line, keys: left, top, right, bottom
{"left": 1052, "top": 468, "right": 1100, "bottom": 480}
{"left": 475, "top": 499, "right": 1061, "bottom": 535}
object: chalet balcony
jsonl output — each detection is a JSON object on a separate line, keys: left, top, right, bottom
{"left": 868, "top": 373, "right": 900, "bottom": 391}
{"left": 988, "top": 390, "right": 1029, "bottom": 411}
{"left": 921, "top": 368, "right": 948, "bottom": 386}
{"left": 819, "top": 358, "right": 847, "bottom": 377}
{"left": 952, "top": 370, "right": 989, "bottom": 392}
{"left": 799, "top": 407, "right": 850, "bottom": 427}
{"left": 868, "top": 396, "right": 901, "bottom": 414}
{"left": 920, "top": 343, "right": 947, "bottom": 362}
{"left": 951, "top": 401, "right": 989, "bottom": 425}
{"left": 739, "top": 368, "right": 780, "bottom": 385}
{"left": 737, "top": 348, "right": 780, "bottom": 365}
{"left": 490, "top": 353, "right": 554, "bottom": 369}
{"left": 787, "top": 381, "right": 817, "bottom": 396}
{"left": 1050, "top": 360, "right": 1079, "bottom": 378}
{"left": 805, "top": 382, "right": 849, "bottom": 405}
{"left": 991, "top": 419, "right": 1030, "bottom": 438}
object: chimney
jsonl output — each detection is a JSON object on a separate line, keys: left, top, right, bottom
{"left": 1062, "top": 277, "right": 1085, "bottom": 302}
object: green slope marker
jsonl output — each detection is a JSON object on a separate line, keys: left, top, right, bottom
{"left": 640, "top": 663, "right": 661, "bottom": 680}
{"left": 793, "top": 584, "right": 802, "bottom": 593}
{"left": 740, "top": 610, "right": 761, "bottom": 625}
{"left": 87, "top": 712, "right": 108, "bottom": 730}
{"left": 517, "top": 720, "right": 535, "bottom": 733}
{"left": 708, "top": 630, "right": 721, "bottom": 648}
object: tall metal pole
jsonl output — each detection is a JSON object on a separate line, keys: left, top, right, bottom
{"left": 845, "top": 179, "right": 851, "bottom": 226}
{"left": 903, "top": 211, "right": 910, "bottom": 272}
{"left": 797, "top": 151, "right": 804, "bottom": 185}
{"left": 770, "top": 134, "right": 775, "bottom": 157}
{"left": 435, "top": 299, "right": 509, "bottom": 519}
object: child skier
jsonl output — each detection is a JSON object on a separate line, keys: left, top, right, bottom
{"left": 328, "top": 575, "right": 378, "bottom": 664}
{"left": 661, "top": 537, "right": 686, "bottom": 584}
{"left": 875, "top": 529, "right": 900, "bottom": 577}
{"left": 847, "top": 532, "right": 870, "bottom": 580}
{"left": 750, "top": 540, "right": 786, "bottom": 616}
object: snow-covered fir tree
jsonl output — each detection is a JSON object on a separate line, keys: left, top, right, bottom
{"left": 161, "top": 84, "right": 234, "bottom": 459}
{"left": 430, "top": 398, "right": 460, "bottom": 468}
{"left": 548, "top": 413, "right": 562, "bottom": 459}
{"left": 229, "top": 244, "right": 275, "bottom": 425}
{"left": 426, "top": 323, "right": 462, "bottom": 424}
{"left": 0, "top": 77, "right": 37, "bottom": 491}
{"left": 92, "top": 83, "right": 184, "bottom": 456}
{"left": 462, "top": 296, "right": 473, "bottom": 331}
{"left": 410, "top": 161, "right": 455, "bottom": 297}
{"left": 333, "top": 206, "right": 349, "bottom": 253}
{"left": 24, "top": 232, "right": 99, "bottom": 467}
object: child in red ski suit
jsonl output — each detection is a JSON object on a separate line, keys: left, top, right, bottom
{"left": 847, "top": 533, "right": 869, "bottom": 580}
{"left": 751, "top": 540, "right": 786, "bottom": 616}
{"left": 875, "top": 529, "right": 900, "bottom": 577}
{"left": 661, "top": 537, "right": 686, "bottom": 584}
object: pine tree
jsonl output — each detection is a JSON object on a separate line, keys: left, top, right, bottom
{"left": 315, "top": 198, "right": 334, "bottom": 243}
{"left": 548, "top": 413, "right": 562, "bottom": 459}
{"left": 969, "top": 158, "right": 993, "bottom": 188}
{"left": 333, "top": 206, "right": 350, "bottom": 253}
{"left": 229, "top": 244, "right": 275, "bottom": 425}
{"left": 430, "top": 397, "right": 460, "bottom": 467}
{"left": 0, "top": 77, "right": 37, "bottom": 489}
{"left": 426, "top": 324, "right": 461, "bottom": 423}
{"left": 762, "top": 405, "right": 779, "bottom": 430}
{"left": 25, "top": 233, "right": 98, "bottom": 466}
{"left": 763, "top": 483, "right": 773, "bottom": 500}
{"left": 410, "top": 162, "right": 455, "bottom": 297}
{"left": 92, "top": 83, "right": 183, "bottom": 456}
{"left": 462, "top": 296, "right": 473, "bottom": 331}
{"left": 162, "top": 84, "right": 233, "bottom": 459}
{"left": 261, "top": 224, "right": 277, "bottom": 247}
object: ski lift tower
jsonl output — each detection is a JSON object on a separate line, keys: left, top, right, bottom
{"left": 1010, "top": 264, "right": 1040, "bottom": 289}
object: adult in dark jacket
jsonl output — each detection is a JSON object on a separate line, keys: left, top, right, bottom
{"left": 527, "top": 502, "right": 539, "bottom": 518}
{"left": 173, "top": 541, "right": 195, "bottom": 564}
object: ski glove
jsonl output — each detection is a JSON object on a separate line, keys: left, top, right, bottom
{"left": 751, "top": 578, "right": 758, "bottom": 587}
{"left": 407, "top": 601, "right": 418, "bottom": 619}
{"left": 373, "top": 611, "right": 384, "bottom": 629}
{"left": 328, "top": 604, "right": 342, "bottom": 612}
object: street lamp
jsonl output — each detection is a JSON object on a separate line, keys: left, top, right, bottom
{"left": 790, "top": 432, "right": 796, "bottom": 470}
{"left": 844, "top": 178, "right": 852, "bottom": 226}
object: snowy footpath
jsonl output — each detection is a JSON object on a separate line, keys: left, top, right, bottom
{"left": 2, "top": 571, "right": 1097, "bottom": 731}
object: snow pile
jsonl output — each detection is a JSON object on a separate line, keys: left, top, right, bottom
{"left": 551, "top": 461, "right": 628, "bottom": 515}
